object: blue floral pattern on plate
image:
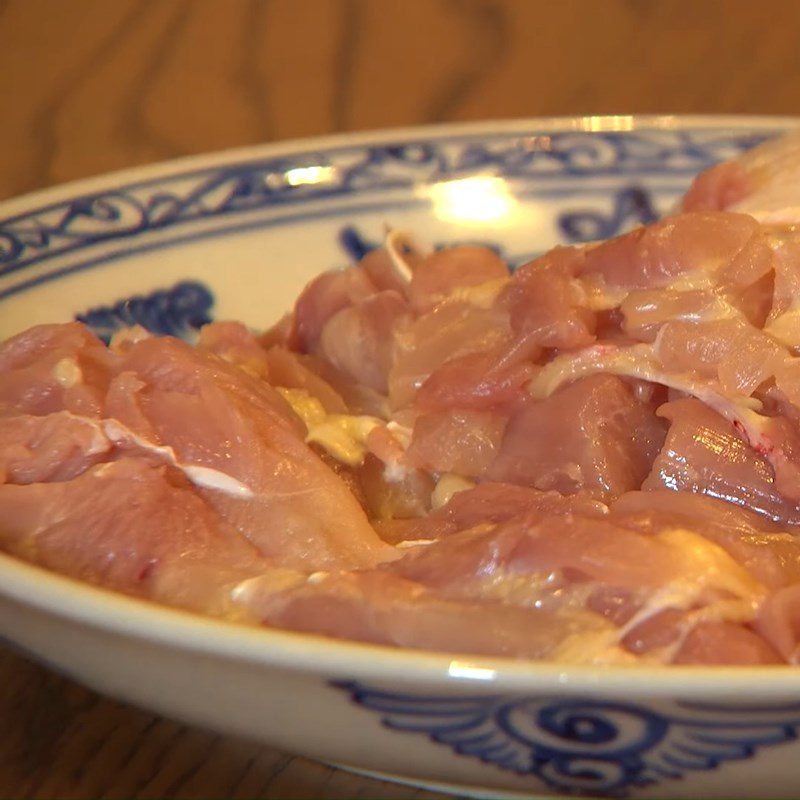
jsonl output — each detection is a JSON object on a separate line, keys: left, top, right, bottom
{"left": 0, "top": 129, "right": 768, "bottom": 278}
{"left": 76, "top": 280, "right": 213, "bottom": 343}
{"left": 557, "top": 186, "right": 659, "bottom": 243}
{"left": 334, "top": 682, "right": 800, "bottom": 797}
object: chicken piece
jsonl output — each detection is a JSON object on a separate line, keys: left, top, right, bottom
{"left": 197, "top": 321, "right": 270, "bottom": 379}
{"left": 0, "top": 412, "right": 111, "bottom": 484}
{"left": 414, "top": 348, "right": 536, "bottom": 414}
{"left": 389, "top": 300, "right": 511, "bottom": 410}
{"left": 501, "top": 246, "right": 596, "bottom": 350}
{"left": 255, "top": 570, "right": 616, "bottom": 660}
{"left": 578, "top": 212, "right": 761, "bottom": 292}
{"left": 489, "top": 374, "right": 665, "bottom": 500}
{"left": 642, "top": 398, "right": 800, "bottom": 525}
{"left": 405, "top": 410, "right": 506, "bottom": 477}
{"left": 683, "top": 128, "right": 800, "bottom": 224}
{"left": 409, "top": 245, "right": 509, "bottom": 314}
{"left": 0, "top": 323, "right": 116, "bottom": 418}
{"left": 106, "top": 336, "right": 395, "bottom": 571}
{"left": 318, "top": 290, "right": 408, "bottom": 394}
{"left": 612, "top": 491, "right": 800, "bottom": 590}
{"left": 0, "top": 457, "right": 300, "bottom": 618}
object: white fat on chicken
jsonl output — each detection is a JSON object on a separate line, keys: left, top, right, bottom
{"left": 395, "top": 539, "right": 436, "bottom": 549}
{"left": 101, "top": 419, "right": 254, "bottom": 498}
{"left": 580, "top": 263, "right": 746, "bottom": 318}
{"left": 277, "top": 387, "right": 406, "bottom": 468}
{"left": 449, "top": 277, "right": 510, "bottom": 310}
{"left": 109, "top": 325, "right": 152, "bottom": 352}
{"left": 57, "top": 411, "right": 113, "bottom": 456}
{"left": 765, "top": 309, "right": 800, "bottom": 349}
{"left": 577, "top": 275, "right": 630, "bottom": 312}
{"left": 52, "top": 358, "right": 82, "bottom": 388}
{"left": 45, "top": 413, "right": 254, "bottom": 499}
{"left": 384, "top": 229, "right": 431, "bottom": 281}
{"left": 431, "top": 473, "right": 475, "bottom": 509}
{"left": 528, "top": 341, "right": 773, "bottom": 447}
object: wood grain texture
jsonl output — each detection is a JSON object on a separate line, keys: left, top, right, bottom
{"left": 0, "top": 0, "right": 799, "bottom": 796}
{"left": 2, "top": 0, "right": 800, "bottom": 201}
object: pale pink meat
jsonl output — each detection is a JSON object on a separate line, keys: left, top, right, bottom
{"left": 620, "top": 610, "right": 782, "bottom": 665}
{"left": 197, "top": 321, "right": 270, "bottom": 379}
{"left": 408, "top": 246, "right": 509, "bottom": 314}
{"left": 389, "top": 300, "right": 511, "bottom": 409}
{"left": 434, "top": 482, "right": 608, "bottom": 528}
{"left": 0, "top": 457, "right": 277, "bottom": 614}
{"left": 681, "top": 161, "right": 755, "bottom": 213}
{"left": 612, "top": 489, "right": 781, "bottom": 534}
{"left": 489, "top": 374, "right": 666, "bottom": 500}
{"left": 290, "top": 266, "right": 378, "bottom": 352}
{"left": 619, "top": 230, "right": 776, "bottom": 338}
{"left": 717, "top": 228, "right": 776, "bottom": 297}
{"left": 8, "top": 134, "right": 800, "bottom": 665}
{"left": 754, "top": 413, "right": 800, "bottom": 502}
{"left": 404, "top": 409, "right": 506, "bottom": 477}
{"left": 0, "top": 324, "right": 394, "bottom": 572}
{"left": 375, "top": 481, "right": 608, "bottom": 542}
{"left": 612, "top": 491, "right": 800, "bottom": 590}
{"left": 501, "top": 247, "right": 596, "bottom": 351}
{"left": 384, "top": 517, "right": 619, "bottom": 594}
{"left": 579, "top": 212, "right": 760, "bottom": 290}
{"left": 491, "top": 514, "right": 689, "bottom": 590}
{"left": 358, "top": 247, "right": 411, "bottom": 296}
{"left": 0, "top": 412, "right": 111, "bottom": 485}
{"left": 621, "top": 288, "right": 740, "bottom": 342}
{"left": 383, "top": 514, "right": 748, "bottom": 655}
{"left": 767, "top": 234, "right": 800, "bottom": 325}
{"left": 755, "top": 583, "right": 800, "bottom": 662}
{"left": 672, "top": 623, "right": 782, "bottom": 665}
{"left": 415, "top": 348, "right": 536, "bottom": 414}
{"left": 642, "top": 398, "right": 800, "bottom": 524}
{"left": 108, "top": 336, "right": 394, "bottom": 571}
{"left": 734, "top": 270, "right": 776, "bottom": 330}
{"left": 255, "top": 570, "right": 607, "bottom": 659}
{"left": 379, "top": 508, "right": 783, "bottom": 664}
{"left": 683, "top": 129, "right": 800, "bottom": 225}
{"left": 318, "top": 290, "right": 408, "bottom": 393}
{"left": 654, "top": 319, "right": 783, "bottom": 396}
{"left": 0, "top": 323, "right": 116, "bottom": 418}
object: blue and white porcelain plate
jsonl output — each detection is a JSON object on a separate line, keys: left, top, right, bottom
{"left": 1, "top": 116, "right": 800, "bottom": 800}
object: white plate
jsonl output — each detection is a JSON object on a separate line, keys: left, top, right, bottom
{"left": 2, "top": 116, "right": 800, "bottom": 800}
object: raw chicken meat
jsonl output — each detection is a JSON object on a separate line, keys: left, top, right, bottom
{"left": 6, "top": 130, "right": 800, "bottom": 665}
{"left": 1, "top": 327, "right": 393, "bottom": 576}
{"left": 0, "top": 322, "right": 115, "bottom": 417}
{"left": 683, "top": 129, "right": 800, "bottom": 224}
{"left": 0, "top": 457, "right": 281, "bottom": 615}
{"left": 255, "top": 570, "right": 614, "bottom": 660}
{"left": 642, "top": 398, "right": 799, "bottom": 524}
{"left": 488, "top": 374, "right": 665, "bottom": 499}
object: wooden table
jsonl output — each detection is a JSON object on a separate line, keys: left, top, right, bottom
{"left": 1, "top": 1, "right": 799, "bottom": 796}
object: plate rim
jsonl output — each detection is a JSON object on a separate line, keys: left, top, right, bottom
{"left": 1, "top": 113, "right": 797, "bottom": 216}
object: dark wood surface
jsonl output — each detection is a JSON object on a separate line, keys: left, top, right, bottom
{"left": 1, "top": 1, "right": 800, "bottom": 797}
